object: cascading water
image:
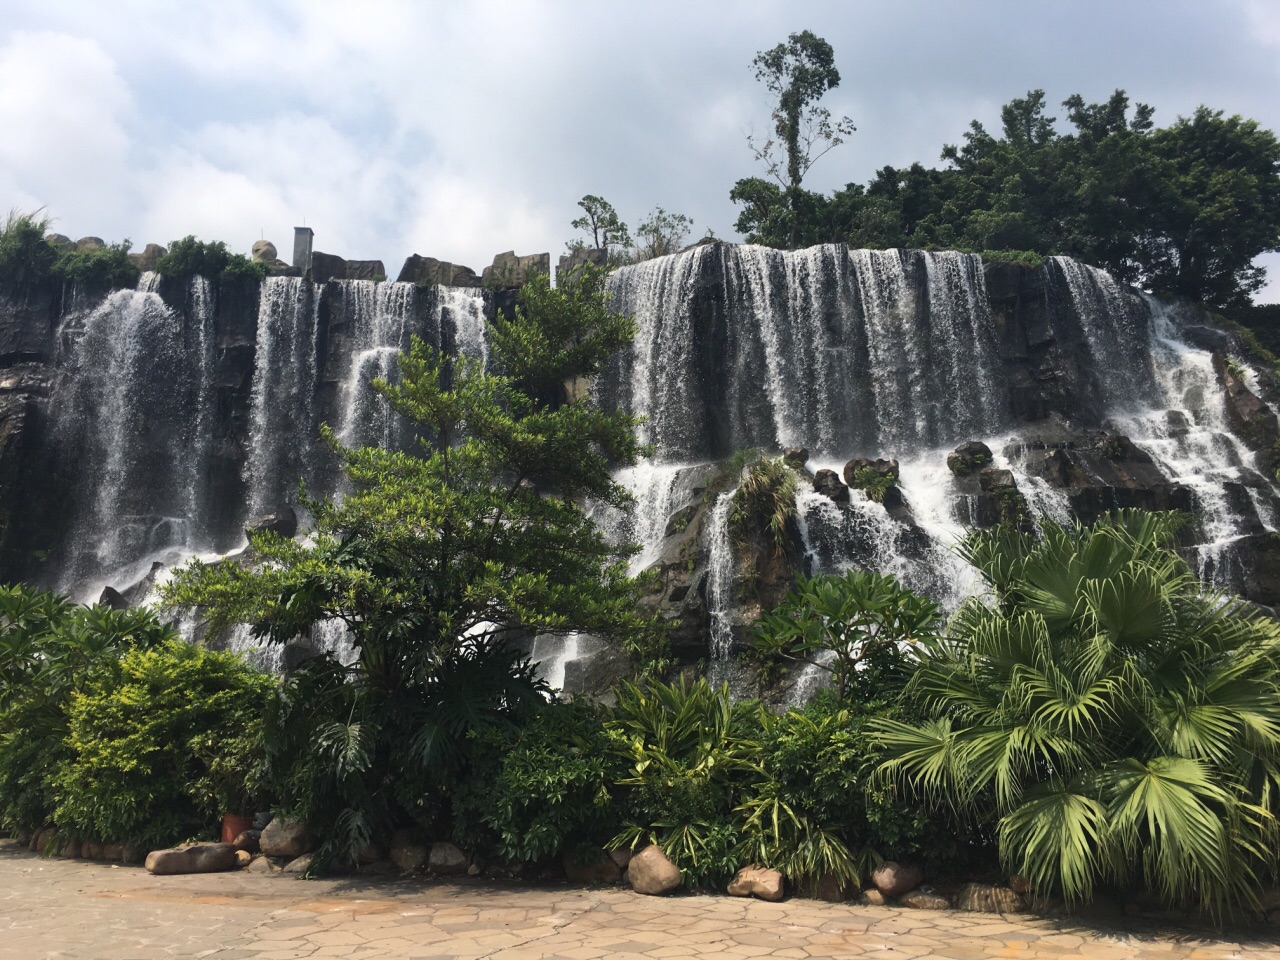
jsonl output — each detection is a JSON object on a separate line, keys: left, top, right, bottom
{"left": 244, "top": 276, "right": 321, "bottom": 518}
{"left": 31, "top": 241, "right": 1280, "bottom": 696}
{"left": 51, "top": 273, "right": 218, "bottom": 599}
{"left": 704, "top": 491, "right": 736, "bottom": 684}
{"left": 333, "top": 280, "right": 416, "bottom": 451}
{"left": 440, "top": 285, "right": 488, "bottom": 365}
{"left": 598, "top": 243, "right": 1280, "bottom": 699}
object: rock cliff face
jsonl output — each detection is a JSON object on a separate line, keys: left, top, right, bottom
{"left": 1, "top": 242, "right": 1276, "bottom": 700}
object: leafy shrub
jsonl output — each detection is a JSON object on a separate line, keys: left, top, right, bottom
{"left": 262, "top": 642, "right": 547, "bottom": 870}
{"left": 0, "top": 586, "right": 174, "bottom": 835}
{"left": 452, "top": 698, "right": 624, "bottom": 862}
{"left": 979, "top": 249, "right": 1046, "bottom": 268}
{"left": 751, "top": 570, "right": 939, "bottom": 701}
{"left": 157, "top": 235, "right": 266, "bottom": 282}
{"left": 607, "top": 677, "right": 758, "bottom": 888}
{"left": 0, "top": 210, "right": 57, "bottom": 295}
{"left": 848, "top": 466, "right": 896, "bottom": 503}
{"left": 54, "top": 241, "right": 140, "bottom": 290}
{"left": 874, "top": 510, "right": 1280, "bottom": 914}
{"left": 54, "top": 640, "right": 273, "bottom": 847}
{"left": 730, "top": 457, "right": 797, "bottom": 553}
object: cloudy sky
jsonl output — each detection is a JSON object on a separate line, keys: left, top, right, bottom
{"left": 3, "top": 0, "right": 1279, "bottom": 297}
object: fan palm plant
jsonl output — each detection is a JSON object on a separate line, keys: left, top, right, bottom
{"left": 872, "top": 510, "right": 1280, "bottom": 914}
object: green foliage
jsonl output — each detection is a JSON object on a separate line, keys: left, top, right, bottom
{"left": 733, "top": 87, "right": 1280, "bottom": 307}
{"left": 54, "top": 241, "right": 141, "bottom": 290}
{"left": 569, "top": 195, "right": 633, "bottom": 260}
{"left": 872, "top": 510, "right": 1280, "bottom": 914}
{"left": 0, "top": 585, "right": 177, "bottom": 836}
{"left": 54, "top": 641, "right": 273, "bottom": 847}
{"left": 0, "top": 210, "right": 57, "bottom": 296}
{"left": 745, "top": 31, "right": 856, "bottom": 249}
{"left": 849, "top": 466, "right": 896, "bottom": 503}
{"left": 607, "top": 677, "right": 760, "bottom": 888}
{"left": 157, "top": 235, "right": 267, "bottom": 282}
{"left": 632, "top": 206, "right": 693, "bottom": 261}
{"left": 752, "top": 570, "right": 940, "bottom": 702}
{"left": 452, "top": 698, "right": 624, "bottom": 862}
{"left": 730, "top": 457, "right": 797, "bottom": 553}
{"left": 980, "top": 249, "right": 1045, "bottom": 268}
{"left": 162, "top": 265, "right": 656, "bottom": 867}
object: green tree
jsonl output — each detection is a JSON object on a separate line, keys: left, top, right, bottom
{"left": 1141, "top": 107, "right": 1280, "bottom": 309}
{"left": 632, "top": 206, "right": 693, "bottom": 260}
{"left": 737, "top": 31, "right": 855, "bottom": 248}
{"left": 162, "top": 265, "right": 658, "bottom": 865}
{"left": 569, "top": 195, "right": 632, "bottom": 262}
{"left": 751, "top": 570, "right": 940, "bottom": 701}
{"left": 872, "top": 511, "right": 1280, "bottom": 914}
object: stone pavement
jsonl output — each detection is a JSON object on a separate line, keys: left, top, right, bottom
{"left": 3, "top": 841, "right": 1280, "bottom": 959}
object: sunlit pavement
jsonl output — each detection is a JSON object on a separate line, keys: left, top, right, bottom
{"left": 3, "top": 841, "right": 1279, "bottom": 959}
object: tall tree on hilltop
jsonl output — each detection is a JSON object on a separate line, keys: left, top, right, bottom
{"left": 734, "top": 30, "right": 855, "bottom": 249}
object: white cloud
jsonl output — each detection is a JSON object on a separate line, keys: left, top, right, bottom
{"left": 1, "top": 0, "right": 1279, "bottom": 297}
{"left": 0, "top": 30, "right": 134, "bottom": 233}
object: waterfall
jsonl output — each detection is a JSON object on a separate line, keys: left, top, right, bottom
{"left": 334, "top": 280, "right": 416, "bottom": 451}
{"left": 605, "top": 245, "right": 1011, "bottom": 460}
{"left": 51, "top": 273, "right": 218, "bottom": 599}
{"left": 439, "top": 285, "right": 488, "bottom": 365}
{"left": 244, "top": 277, "right": 321, "bottom": 517}
{"left": 705, "top": 491, "right": 736, "bottom": 681}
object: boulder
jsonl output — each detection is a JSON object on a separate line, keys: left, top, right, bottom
{"left": 813, "top": 468, "right": 850, "bottom": 503}
{"left": 727, "top": 865, "right": 785, "bottom": 902}
{"left": 97, "top": 586, "right": 129, "bottom": 610}
{"left": 389, "top": 829, "right": 427, "bottom": 872}
{"left": 563, "top": 849, "right": 622, "bottom": 885}
{"left": 145, "top": 843, "right": 238, "bottom": 875}
{"left": 816, "top": 872, "right": 851, "bottom": 902}
{"left": 282, "top": 853, "right": 314, "bottom": 874}
{"left": 100, "top": 842, "right": 123, "bottom": 861}
{"left": 899, "top": 890, "right": 951, "bottom": 910}
{"left": 395, "top": 254, "right": 481, "bottom": 287}
{"left": 33, "top": 828, "right": 56, "bottom": 854}
{"left": 130, "top": 243, "right": 166, "bottom": 272}
{"left": 859, "top": 888, "right": 890, "bottom": 906}
{"left": 978, "top": 468, "right": 1017, "bottom": 492}
{"left": 44, "top": 233, "right": 74, "bottom": 250}
{"left": 245, "top": 855, "right": 280, "bottom": 875}
{"left": 842, "top": 457, "right": 899, "bottom": 487}
{"left": 356, "top": 841, "right": 385, "bottom": 865}
{"left": 557, "top": 247, "right": 606, "bottom": 282}
{"left": 1008, "top": 873, "right": 1031, "bottom": 897}
{"left": 428, "top": 841, "right": 469, "bottom": 876}
{"left": 75, "top": 237, "right": 105, "bottom": 252}
{"left": 82, "top": 840, "right": 103, "bottom": 860}
{"left": 245, "top": 506, "right": 298, "bottom": 540}
{"left": 232, "top": 829, "right": 260, "bottom": 854}
{"left": 946, "top": 441, "right": 993, "bottom": 476}
{"left": 627, "top": 844, "right": 681, "bottom": 896}
{"left": 871, "top": 861, "right": 923, "bottom": 898}
{"left": 258, "top": 818, "right": 313, "bottom": 858}
{"left": 59, "top": 838, "right": 81, "bottom": 859}
{"left": 251, "top": 240, "right": 278, "bottom": 263}
{"left": 955, "top": 883, "right": 1026, "bottom": 914}
{"left": 235, "top": 849, "right": 253, "bottom": 868}
{"left": 483, "top": 250, "right": 550, "bottom": 289}
{"left": 782, "top": 446, "right": 809, "bottom": 468}
{"left": 121, "top": 843, "right": 144, "bottom": 864}
{"left": 608, "top": 847, "right": 632, "bottom": 870}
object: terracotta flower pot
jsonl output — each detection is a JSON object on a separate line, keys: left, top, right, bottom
{"left": 221, "top": 813, "right": 253, "bottom": 844}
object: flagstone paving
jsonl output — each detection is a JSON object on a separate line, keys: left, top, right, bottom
{"left": 3, "top": 841, "right": 1280, "bottom": 959}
